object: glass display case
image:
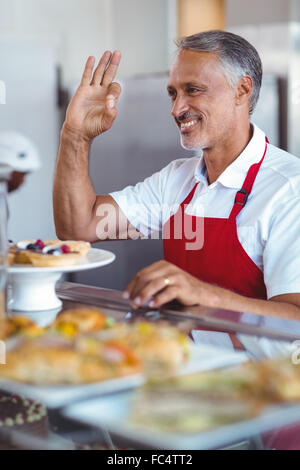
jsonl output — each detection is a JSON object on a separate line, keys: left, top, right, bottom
{"left": 1, "top": 281, "right": 300, "bottom": 450}
{"left": 0, "top": 164, "right": 11, "bottom": 321}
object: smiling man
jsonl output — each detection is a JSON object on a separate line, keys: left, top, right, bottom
{"left": 53, "top": 30, "right": 300, "bottom": 318}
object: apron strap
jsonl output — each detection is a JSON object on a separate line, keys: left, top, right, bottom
{"left": 229, "top": 138, "right": 268, "bottom": 221}
{"left": 181, "top": 182, "right": 199, "bottom": 206}
{"left": 181, "top": 137, "right": 269, "bottom": 219}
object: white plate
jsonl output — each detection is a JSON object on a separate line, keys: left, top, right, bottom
{"left": 0, "top": 344, "right": 248, "bottom": 409}
{"left": 7, "top": 248, "right": 116, "bottom": 311}
{"left": 8, "top": 248, "right": 116, "bottom": 274}
{"left": 63, "top": 393, "right": 300, "bottom": 450}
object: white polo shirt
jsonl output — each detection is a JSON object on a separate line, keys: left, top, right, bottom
{"left": 110, "top": 124, "right": 300, "bottom": 299}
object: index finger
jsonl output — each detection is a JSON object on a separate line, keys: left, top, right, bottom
{"left": 124, "top": 261, "right": 169, "bottom": 299}
{"left": 101, "top": 50, "right": 122, "bottom": 87}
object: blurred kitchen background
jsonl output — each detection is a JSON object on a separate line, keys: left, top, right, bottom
{"left": 0, "top": 0, "right": 300, "bottom": 290}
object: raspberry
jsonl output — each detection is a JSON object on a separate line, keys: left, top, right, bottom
{"left": 61, "top": 245, "right": 71, "bottom": 254}
{"left": 35, "top": 239, "right": 45, "bottom": 249}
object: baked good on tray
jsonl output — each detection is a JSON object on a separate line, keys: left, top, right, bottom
{"left": 52, "top": 308, "right": 190, "bottom": 371}
{"left": 52, "top": 308, "right": 107, "bottom": 335}
{"left": 130, "top": 386, "right": 260, "bottom": 433}
{"left": 0, "top": 316, "right": 44, "bottom": 341}
{"left": 8, "top": 239, "right": 91, "bottom": 267}
{"left": 0, "top": 308, "right": 190, "bottom": 385}
{"left": 129, "top": 357, "right": 300, "bottom": 434}
{"left": 0, "top": 334, "right": 142, "bottom": 385}
{"left": 101, "top": 321, "right": 190, "bottom": 372}
{"left": 0, "top": 394, "right": 48, "bottom": 447}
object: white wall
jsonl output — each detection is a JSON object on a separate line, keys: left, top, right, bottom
{"left": 0, "top": 0, "right": 175, "bottom": 87}
{"left": 0, "top": 0, "right": 177, "bottom": 241}
{"left": 227, "top": 0, "right": 300, "bottom": 25}
{"left": 290, "top": 0, "right": 300, "bottom": 21}
{"left": 0, "top": 0, "right": 112, "bottom": 85}
{"left": 112, "top": 0, "right": 170, "bottom": 77}
{"left": 0, "top": 40, "right": 59, "bottom": 241}
{"left": 228, "top": 19, "right": 300, "bottom": 157}
{"left": 226, "top": 0, "right": 290, "bottom": 26}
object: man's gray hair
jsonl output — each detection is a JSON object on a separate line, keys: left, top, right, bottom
{"left": 177, "top": 30, "right": 263, "bottom": 115}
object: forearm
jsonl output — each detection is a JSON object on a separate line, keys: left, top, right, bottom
{"left": 53, "top": 124, "right": 96, "bottom": 241}
{"left": 206, "top": 284, "right": 300, "bottom": 320}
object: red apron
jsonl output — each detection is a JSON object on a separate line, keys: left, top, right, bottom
{"left": 163, "top": 140, "right": 268, "bottom": 300}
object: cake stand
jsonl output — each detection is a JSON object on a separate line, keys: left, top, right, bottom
{"left": 7, "top": 248, "right": 116, "bottom": 312}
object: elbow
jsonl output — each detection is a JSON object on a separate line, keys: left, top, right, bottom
{"left": 53, "top": 215, "right": 78, "bottom": 241}
{"left": 54, "top": 221, "right": 75, "bottom": 241}
{"left": 55, "top": 225, "right": 92, "bottom": 243}
{"left": 55, "top": 227, "right": 71, "bottom": 241}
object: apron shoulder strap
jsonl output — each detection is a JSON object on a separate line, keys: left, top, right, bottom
{"left": 181, "top": 182, "right": 199, "bottom": 206}
{"left": 229, "top": 139, "right": 268, "bottom": 221}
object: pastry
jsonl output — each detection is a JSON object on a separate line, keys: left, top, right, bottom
{"left": 0, "top": 394, "right": 48, "bottom": 449}
{"left": 130, "top": 357, "right": 300, "bottom": 434}
{"left": 131, "top": 389, "right": 260, "bottom": 433}
{"left": 52, "top": 308, "right": 107, "bottom": 336}
{"left": 0, "top": 316, "right": 44, "bottom": 341}
{"left": 81, "top": 319, "right": 190, "bottom": 373}
{"left": 9, "top": 239, "right": 91, "bottom": 267}
{"left": 0, "top": 310, "right": 189, "bottom": 385}
{"left": 45, "top": 240, "right": 91, "bottom": 257}
{"left": 0, "top": 334, "right": 142, "bottom": 385}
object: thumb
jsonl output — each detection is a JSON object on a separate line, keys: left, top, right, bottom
{"left": 104, "top": 82, "right": 121, "bottom": 126}
{"left": 105, "top": 97, "right": 118, "bottom": 126}
{"left": 106, "top": 82, "right": 122, "bottom": 109}
{"left": 107, "top": 82, "right": 122, "bottom": 100}
{"left": 104, "top": 98, "right": 118, "bottom": 130}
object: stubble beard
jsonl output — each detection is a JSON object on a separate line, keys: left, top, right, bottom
{"left": 180, "top": 134, "right": 207, "bottom": 152}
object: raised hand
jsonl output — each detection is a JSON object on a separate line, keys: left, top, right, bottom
{"left": 64, "top": 51, "right": 122, "bottom": 141}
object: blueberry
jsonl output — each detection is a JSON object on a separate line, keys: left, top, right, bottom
{"left": 27, "top": 243, "right": 40, "bottom": 251}
{"left": 48, "top": 249, "right": 62, "bottom": 256}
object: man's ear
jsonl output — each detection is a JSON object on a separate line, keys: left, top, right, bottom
{"left": 235, "top": 75, "right": 253, "bottom": 108}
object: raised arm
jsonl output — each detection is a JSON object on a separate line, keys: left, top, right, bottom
{"left": 53, "top": 51, "right": 139, "bottom": 243}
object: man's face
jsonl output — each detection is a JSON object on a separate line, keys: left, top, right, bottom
{"left": 168, "top": 50, "right": 238, "bottom": 151}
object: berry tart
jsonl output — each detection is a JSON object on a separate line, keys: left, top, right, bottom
{"left": 9, "top": 239, "right": 91, "bottom": 267}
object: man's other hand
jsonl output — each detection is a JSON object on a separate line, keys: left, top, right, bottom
{"left": 124, "top": 260, "right": 217, "bottom": 309}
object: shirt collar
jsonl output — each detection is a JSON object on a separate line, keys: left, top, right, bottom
{"left": 194, "top": 124, "right": 267, "bottom": 189}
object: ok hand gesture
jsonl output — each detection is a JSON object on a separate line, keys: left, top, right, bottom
{"left": 64, "top": 51, "right": 122, "bottom": 141}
